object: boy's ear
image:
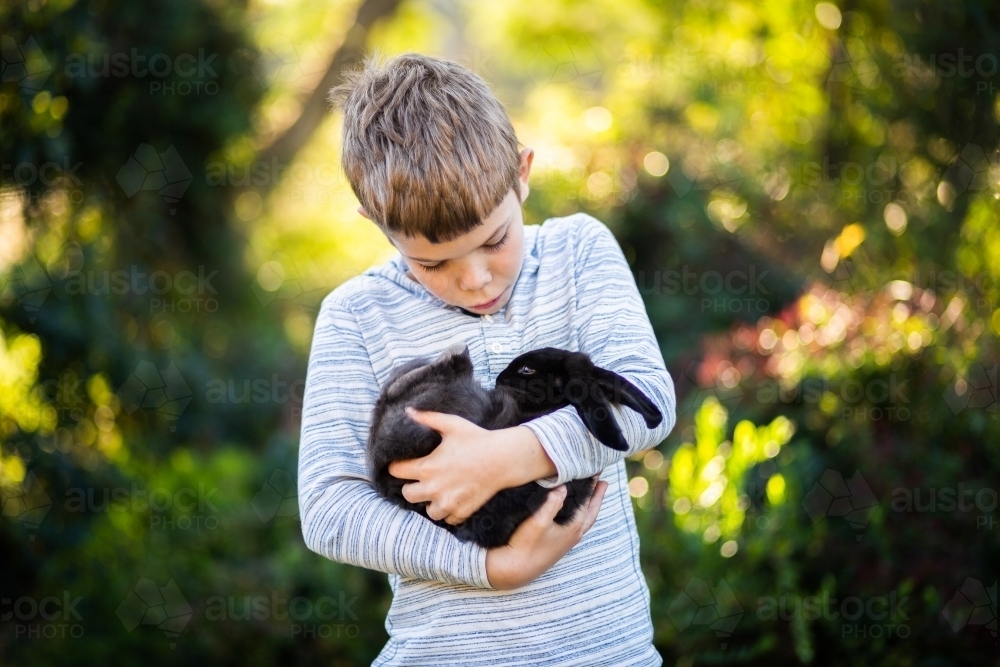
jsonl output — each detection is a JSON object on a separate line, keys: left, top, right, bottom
{"left": 357, "top": 206, "right": 372, "bottom": 220}
{"left": 517, "top": 148, "right": 534, "bottom": 202}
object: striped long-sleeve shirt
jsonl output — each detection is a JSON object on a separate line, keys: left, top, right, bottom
{"left": 298, "top": 212, "right": 677, "bottom": 666}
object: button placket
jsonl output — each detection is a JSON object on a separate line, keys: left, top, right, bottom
{"left": 482, "top": 310, "right": 512, "bottom": 376}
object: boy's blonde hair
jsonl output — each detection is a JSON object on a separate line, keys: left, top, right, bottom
{"left": 329, "top": 52, "right": 521, "bottom": 243}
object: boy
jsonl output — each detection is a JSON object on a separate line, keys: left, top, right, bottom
{"left": 298, "top": 52, "right": 676, "bottom": 666}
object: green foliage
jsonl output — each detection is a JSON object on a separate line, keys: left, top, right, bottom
{"left": 2, "top": 0, "right": 998, "bottom": 664}
{"left": 667, "top": 396, "right": 795, "bottom": 543}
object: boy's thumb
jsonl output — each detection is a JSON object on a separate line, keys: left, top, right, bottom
{"left": 540, "top": 485, "right": 567, "bottom": 519}
{"left": 405, "top": 407, "right": 449, "bottom": 432}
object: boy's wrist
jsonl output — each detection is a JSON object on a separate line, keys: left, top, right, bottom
{"left": 496, "top": 425, "right": 558, "bottom": 489}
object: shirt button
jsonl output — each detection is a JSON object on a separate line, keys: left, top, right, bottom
{"left": 484, "top": 314, "right": 494, "bottom": 324}
{"left": 490, "top": 342, "right": 503, "bottom": 353}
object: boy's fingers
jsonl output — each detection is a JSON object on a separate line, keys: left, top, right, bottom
{"left": 405, "top": 407, "right": 460, "bottom": 433}
{"left": 388, "top": 459, "right": 419, "bottom": 479}
{"left": 580, "top": 480, "right": 608, "bottom": 529}
{"left": 443, "top": 511, "right": 468, "bottom": 526}
{"left": 403, "top": 406, "right": 431, "bottom": 427}
{"left": 535, "top": 485, "right": 568, "bottom": 523}
{"left": 400, "top": 481, "right": 430, "bottom": 504}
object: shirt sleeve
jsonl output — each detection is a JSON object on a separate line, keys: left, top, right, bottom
{"left": 297, "top": 296, "right": 493, "bottom": 589}
{"left": 523, "top": 214, "right": 677, "bottom": 488}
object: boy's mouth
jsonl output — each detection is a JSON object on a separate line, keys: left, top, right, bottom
{"left": 468, "top": 288, "right": 507, "bottom": 311}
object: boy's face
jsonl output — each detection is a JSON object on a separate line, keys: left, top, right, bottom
{"left": 369, "top": 148, "right": 534, "bottom": 316}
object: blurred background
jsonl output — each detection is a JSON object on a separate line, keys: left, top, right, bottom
{"left": 1, "top": 0, "right": 998, "bottom": 664}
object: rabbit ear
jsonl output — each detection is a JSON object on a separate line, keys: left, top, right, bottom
{"left": 385, "top": 344, "right": 472, "bottom": 400}
{"left": 573, "top": 394, "right": 629, "bottom": 451}
{"left": 435, "top": 342, "right": 469, "bottom": 363}
{"left": 385, "top": 363, "right": 438, "bottom": 401}
{"left": 592, "top": 368, "right": 663, "bottom": 428}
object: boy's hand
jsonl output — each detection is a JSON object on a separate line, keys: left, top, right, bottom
{"left": 485, "top": 479, "right": 608, "bottom": 590}
{"left": 390, "top": 408, "right": 546, "bottom": 525}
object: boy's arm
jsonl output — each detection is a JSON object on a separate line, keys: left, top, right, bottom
{"left": 297, "top": 297, "right": 492, "bottom": 589}
{"left": 522, "top": 215, "right": 677, "bottom": 488}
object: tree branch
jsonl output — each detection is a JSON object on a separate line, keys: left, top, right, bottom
{"left": 258, "top": 0, "right": 403, "bottom": 171}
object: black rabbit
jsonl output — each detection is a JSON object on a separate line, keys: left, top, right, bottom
{"left": 366, "top": 343, "right": 663, "bottom": 549}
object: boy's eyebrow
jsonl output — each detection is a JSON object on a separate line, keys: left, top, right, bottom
{"left": 408, "top": 216, "right": 512, "bottom": 263}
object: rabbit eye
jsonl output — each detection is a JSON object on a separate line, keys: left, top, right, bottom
{"left": 518, "top": 365, "right": 536, "bottom": 375}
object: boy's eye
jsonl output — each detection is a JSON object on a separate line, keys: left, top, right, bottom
{"left": 484, "top": 232, "right": 509, "bottom": 253}
{"left": 417, "top": 231, "right": 508, "bottom": 271}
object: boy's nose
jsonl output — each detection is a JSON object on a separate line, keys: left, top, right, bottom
{"left": 458, "top": 263, "right": 491, "bottom": 291}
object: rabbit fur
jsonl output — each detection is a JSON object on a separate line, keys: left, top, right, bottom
{"left": 366, "top": 343, "right": 663, "bottom": 549}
